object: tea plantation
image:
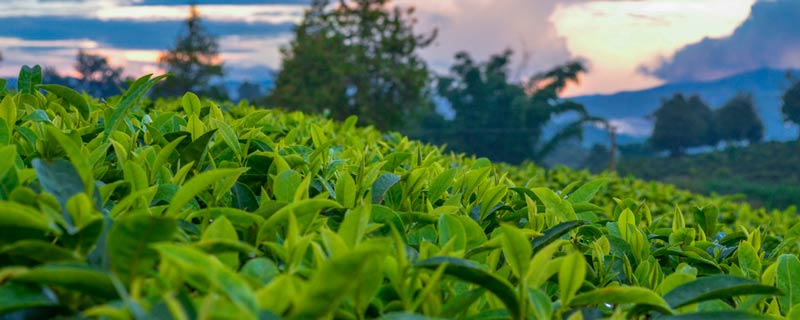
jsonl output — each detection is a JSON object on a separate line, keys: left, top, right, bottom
{"left": 1, "top": 68, "right": 800, "bottom": 319}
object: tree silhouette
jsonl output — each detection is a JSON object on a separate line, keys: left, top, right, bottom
{"left": 714, "top": 92, "right": 763, "bottom": 144}
{"left": 650, "top": 94, "right": 714, "bottom": 157}
{"left": 74, "top": 50, "right": 125, "bottom": 97}
{"left": 153, "top": 4, "right": 225, "bottom": 99}
{"left": 782, "top": 81, "right": 800, "bottom": 139}
{"left": 432, "top": 50, "right": 592, "bottom": 164}
{"left": 267, "top": 0, "right": 436, "bottom": 131}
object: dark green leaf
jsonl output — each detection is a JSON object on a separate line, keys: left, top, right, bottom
{"left": 179, "top": 129, "right": 217, "bottom": 165}
{"left": 415, "top": 256, "right": 520, "bottom": 320}
{"left": 663, "top": 275, "right": 782, "bottom": 309}
{"left": 0, "top": 282, "right": 58, "bottom": 314}
{"left": 657, "top": 311, "right": 777, "bottom": 320}
{"left": 532, "top": 220, "right": 586, "bottom": 252}
{"left": 37, "top": 84, "right": 90, "bottom": 119}
{"left": 13, "top": 263, "right": 117, "bottom": 298}
{"left": 777, "top": 254, "right": 800, "bottom": 314}
{"left": 107, "top": 214, "right": 177, "bottom": 282}
{"left": 17, "top": 65, "right": 42, "bottom": 94}
{"left": 568, "top": 179, "right": 607, "bottom": 204}
{"left": 372, "top": 173, "right": 401, "bottom": 203}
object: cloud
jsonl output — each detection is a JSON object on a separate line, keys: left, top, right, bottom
{"left": 642, "top": 0, "right": 800, "bottom": 82}
{"left": 134, "top": 0, "right": 310, "bottom": 4}
{"left": 396, "top": 0, "right": 583, "bottom": 79}
{"left": 0, "top": 16, "right": 292, "bottom": 50}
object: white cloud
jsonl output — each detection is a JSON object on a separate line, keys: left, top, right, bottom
{"left": 396, "top": 0, "right": 579, "bottom": 81}
{"left": 552, "top": 0, "right": 754, "bottom": 95}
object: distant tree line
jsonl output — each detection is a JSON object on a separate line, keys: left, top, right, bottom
{"left": 649, "top": 93, "right": 764, "bottom": 157}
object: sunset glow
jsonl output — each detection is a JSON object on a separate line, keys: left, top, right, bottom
{"left": 552, "top": 0, "right": 755, "bottom": 95}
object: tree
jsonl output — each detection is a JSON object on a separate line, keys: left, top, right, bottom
{"left": 267, "top": 0, "right": 436, "bottom": 131}
{"left": 74, "top": 50, "right": 125, "bottom": 97}
{"left": 432, "top": 50, "right": 591, "bottom": 164}
{"left": 650, "top": 94, "right": 714, "bottom": 157}
{"left": 153, "top": 4, "right": 225, "bottom": 98}
{"left": 781, "top": 81, "right": 800, "bottom": 139}
{"left": 714, "top": 92, "right": 763, "bottom": 144}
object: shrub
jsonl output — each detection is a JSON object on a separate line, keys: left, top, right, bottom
{"left": 0, "top": 67, "right": 798, "bottom": 319}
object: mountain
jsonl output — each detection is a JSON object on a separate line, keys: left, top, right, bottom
{"left": 571, "top": 68, "right": 800, "bottom": 145}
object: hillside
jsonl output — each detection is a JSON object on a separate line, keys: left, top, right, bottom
{"left": 1, "top": 69, "right": 800, "bottom": 319}
{"left": 573, "top": 68, "right": 800, "bottom": 145}
{"left": 618, "top": 141, "right": 800, "bottom": 210}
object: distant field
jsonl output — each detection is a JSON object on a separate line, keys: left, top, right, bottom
{"left": 618, "top": 141, "right": 800, "bottom": 209}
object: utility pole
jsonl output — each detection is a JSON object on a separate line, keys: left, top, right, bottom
{"left": 608, "top": 124, "right": 617, "bottom": 172}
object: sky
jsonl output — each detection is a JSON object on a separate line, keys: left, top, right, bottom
{"left": 0, "top": 0, "right": 795, "bottom": 96}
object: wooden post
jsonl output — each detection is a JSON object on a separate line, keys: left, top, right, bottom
{"left": 608, "top": 125, "right": 617, "bottom": 172}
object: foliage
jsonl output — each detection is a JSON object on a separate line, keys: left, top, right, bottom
{"left": 650, "top": 94, "right": 715, "bottom": 157}
{"left": 267, "top": 0, "right": 436, "bottom": 131}
{"left": 427, "top": 50, "right": 592, "bottom": 164}
{"left": 152, "top": 5, "right": 226, "bottom": 100}
{"left": 781, "top": 81, "right": 800, "bottom": 138}
{"left": 1, "top": 66, "right": 800, "bottom": 319}
{"left": 714, "top": 92, "right": 763, "bottom": 144}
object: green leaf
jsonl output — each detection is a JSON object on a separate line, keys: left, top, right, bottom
{"left": 102, "top": 74, "right": 167, "bottom": 142}
{"left": 692, "top": 206, "right": 719, "bottom": 238}
{"left": 32, "top": 158, "right": 86, "bottom": 216}
{"left": 0, "top": 95, "right": 17, "bottom": 131}
{"left": 570, "top": 286, "right": 673, "bottom": 315}
{"left": 37, "top": 84, "right": 90, "bottom": 119}
{"left": 274, "top": 169, "right": 302, "bottom": 203}
{"left": 568, "top": 179, "right": 607, "bottom": 204}
{"left": 108, "top": 214, "right": 177, "bottom": 282}
{"left": 290, "top": 245, "right": 385, "bottom": 319}
{"left": 371, "top": 173, "right": 400, "bottom": 203}
{"left": 338, "top": 204, "right": 370, "bottom": 248}
{"left": 44, "top": 126, "right": 92, "bottom": 192}
{"left": 441, "top": 288, "right": 485, "bottom": 318}
{"left": 438, "top": 214, "right": 467, "bottom": 252}
{"left": 657, "top": 311, "right": 777, "bottom": 320}
{"left": 0, "top": 240, "right": 80, "bottom": 263}
{"left": 777, "top": 254, "right": 800, "bottom": 314}
{"left": 154, "top": 244, "right": 257, "bottom": 317}
{"left": 0, "top": 201, "right": 59, "bottom": 234}
{"left": 559, "top": 251, "right": 586, "bottom": 305}
{"left": 335, "top": 172, "right": 357, "bottom": 208}
{"left": 13, "top": 263, "right": 117, "bottom": 298}
{"left": 18, "top": 65, "right": 42, "bottom": 94}
{"left": 165, "top": 168, "right": 248, "bottom": 216}
{"left": 532, "top": 220, "right": 585, "bottom": 252}
{"left": 240, "top": 258, "right": 279, "bottom": 285}
{"left": 737, "top": 242, "right": 761, "bottom": 280}
{"left": 181, "top": 92, "right": 202, "bottom": 116}
{"left": 532, "top": 187, "right": 577, "bottom": 221}
{"left": 179, "top": 129, "right": 217, "bottom": 165}
{"left": 429, "top": 168, "right": 457, "bottom": 202}
{"left": 663, "top": 275, "right": 782, "bottom": 309}
{"left": 415, "top": 256, "right": 520, "bottom": 320}
{"left": 500, "top": 224, "right": 531, "bottom": 279}
{"left": 0, "top": 282, "right": 58, "bottom": 314}
{"left": 257, "top": 199, "right": 342, "bottom": 243}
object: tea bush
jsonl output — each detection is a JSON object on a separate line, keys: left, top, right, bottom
{"left": 1, "top": 67, "right": 799, "bottom": 319}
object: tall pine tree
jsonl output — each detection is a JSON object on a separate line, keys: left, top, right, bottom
{"left": 153, "top": 4, "right": 225, "bottom": 99}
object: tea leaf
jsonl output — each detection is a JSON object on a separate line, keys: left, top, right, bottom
{"left": 663, "top": 275, "right": 782, "bottom": 309}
